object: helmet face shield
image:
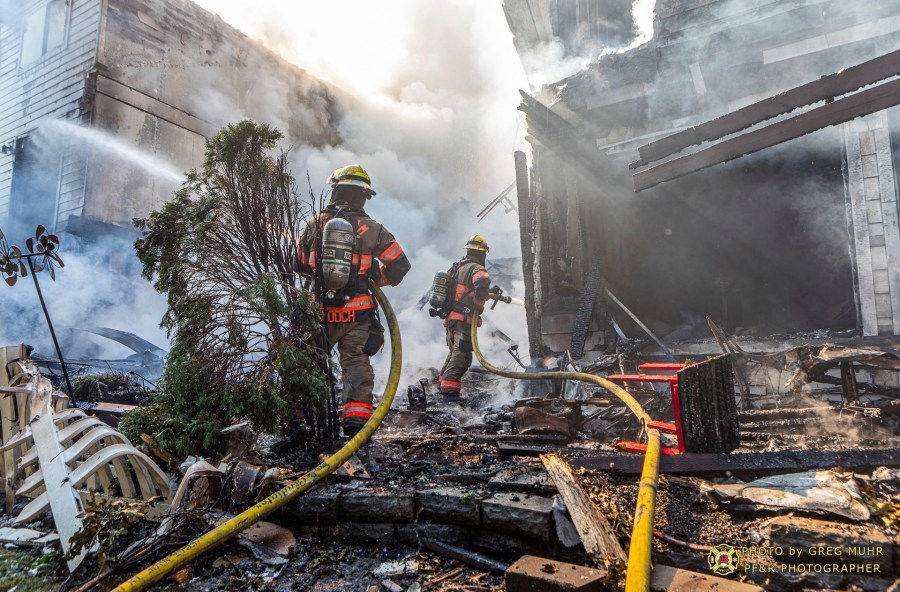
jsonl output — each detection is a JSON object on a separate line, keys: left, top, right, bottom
{"left": 464, "top": 234, "right": 490, "bottom": 252}
{"left": 329, "top": 164, "right": 376, "bottom": 196}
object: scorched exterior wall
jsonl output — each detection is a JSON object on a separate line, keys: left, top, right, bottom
{"left": 0, "top": 0, "right": 342, "bottom": 238}
{"left": 506, "top": 0, "right": 900, "bottom": 356}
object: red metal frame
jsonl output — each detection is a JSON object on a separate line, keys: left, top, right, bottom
{"left": 608, "top": 362, "right": 688, "bottom": 454}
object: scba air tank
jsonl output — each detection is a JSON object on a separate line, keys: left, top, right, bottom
{"left": 429, "top": 270, "right": 454, "bottom": 311}
{"left": 321, "top": 218, "right": 356, "bottom": 294}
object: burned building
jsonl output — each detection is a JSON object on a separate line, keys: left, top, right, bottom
{"left": 504, "top": 0, "right": 900, "bottom": 359}
{"left": 0, "top": 0, "right": 341, "bottom": 251}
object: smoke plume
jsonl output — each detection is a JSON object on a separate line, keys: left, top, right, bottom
{"left": 189, "top": 0, "right": 535, "bottom": 384}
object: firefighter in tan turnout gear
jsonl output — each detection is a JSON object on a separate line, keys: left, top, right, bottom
{"left": 297, "top": 164, "right": 410, "bottom": 437}
{"left": 432, "top": 235, "right": 492, "bottom": 402}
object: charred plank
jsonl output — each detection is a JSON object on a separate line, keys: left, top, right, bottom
{"left": 635, "top": 50, "right": 900, "bottom": 166}
{"left": 571, "top": 447, "right": 900, "bottom": 477}
{"left": 633, "top": 77, "right": 900, "bottom": 191}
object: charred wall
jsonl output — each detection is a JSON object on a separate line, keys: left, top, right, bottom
{"left": 82, "top": 0, "right": 345, "bottom": 226}
{"left": 515, "top": 0, "right": 900, "bottom": 352}
{"left": 503, "top": 0, "right": 635, "bottom": 74}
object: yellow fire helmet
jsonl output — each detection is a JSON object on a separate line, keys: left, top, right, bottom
{"left": 329, "top": 164, "right": 376, "bottom": 196}
{"left": 464, "top": 235, "right": 490, "bottom": 252}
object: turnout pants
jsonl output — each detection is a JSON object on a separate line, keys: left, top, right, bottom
{"left": 327, "top": 320, "right": 375, "bottom": 431}
{"left": 438, "top": 323, "right": 473, "bottom": 393}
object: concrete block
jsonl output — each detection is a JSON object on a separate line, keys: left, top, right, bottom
{"left": 282, "top": 488, "right": 340, "bottom": 523}
{"left": 339, "top": 522, "right": 396, "bottom": 545}
{"left": 489, "top": 467, "right": 554, "bottom": 490}
{"left": 505, "top": 555, "right": 607, "bottom": 592}
{"left": 482, "top": 493, "right": 554, "bottom": 542}
{"left": 416, "top": 487, "right": 481, "bottom": 526}
{"left": 650, "top": 564, "right": 765, "bottom": 591}
{"left": 341, "top": 492, "right": 415, "bottom": 523}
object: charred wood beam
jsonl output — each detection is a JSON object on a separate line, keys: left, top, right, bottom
{"left": 571, "top": 446, "right": 900, "bottom": 477}
{"left": 634, "top": 50, "right": 900, "bottom": 167}
{"left": 840, "top": 362, "right": 860, "bottom": 404}
{"left": 633, "top": 76, "right": 900, "bottom": 191}
{"left": 739, "top": 417, "right": 814, "bottom": 430}
{"left": 497, "top": 442, "right": 565, "bottom": 458}
{"left": 739, "top": 416, "right": 874, "bottom": 431}
{"left": 569, "top": 248, "right": 605, "bottom": 360}
{"left": 515, "top": 150, "right": 541, "bottom": 360}
{"left": 541, "top": 453, "right": 626, "bottom": 566}
{"left": 422, "top": 539, "right": 510, "bottom": 575}
{"left": 739, "top": 432, "right": 891, "bottom": 447}
{"left": 812, "top": 373, "right": 900, "bottom": 399}
{"left": 737, "top": 406, "right": 837, "bottom": 421}
{"left": 518, "top": 91, "right": 613, "bottom": 183}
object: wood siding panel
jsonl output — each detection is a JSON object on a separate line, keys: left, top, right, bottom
{"left": 0, "top": 0, "right": 101, "bottom": 220}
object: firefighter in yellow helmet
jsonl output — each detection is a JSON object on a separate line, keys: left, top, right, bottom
{"left": 297, "top": 164, "right": 411, "bottom": 437}
{"left": 436, "top": 235, "right": 491, "bottom": 402}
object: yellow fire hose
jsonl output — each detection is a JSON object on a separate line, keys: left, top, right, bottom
{"left": 111, "top": 283, "right": 402, "bottom": 592}
{"left": 470, "top": 307, "right": 661, "bottom": 592}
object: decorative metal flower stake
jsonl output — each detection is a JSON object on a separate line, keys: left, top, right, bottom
{"left": 0, "top": 225, "right": 74, "bottom": 402}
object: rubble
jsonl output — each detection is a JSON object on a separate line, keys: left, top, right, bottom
{"left": 0, "top": 346, "right": 171, "bottom": 571}
{"left": 2, "top": 337, "right": 900, "bottom": 591}
{"left": 541, "top": 454, "right": 625, "bottom": 567}
{"left": 691, "top": 470, "right": 871, "bottom": 521}
{"left": 763, "top": 516, "right": 893, "bottom": 572}
{"left": 234, "top": 520, "right": 297, "bottom": 566}
{"left": 4, "top": 1, "right": 899, "bottom": 590}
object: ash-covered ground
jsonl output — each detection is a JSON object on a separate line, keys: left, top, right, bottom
{"left": 6, "top": 365, "right": 900, "bottom": 591}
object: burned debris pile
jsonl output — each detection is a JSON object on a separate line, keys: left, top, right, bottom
{"left": 4, "top": 320, "right": 900, "bottom": 592}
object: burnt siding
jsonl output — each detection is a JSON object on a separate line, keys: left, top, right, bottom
{"left": 0, "top": 0, "right": 101, "bottom": 225}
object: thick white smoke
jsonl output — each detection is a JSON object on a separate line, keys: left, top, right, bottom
{"left": 188, "top": 1, "right": 534, "bottom": 385}
{"left": 0, "top": 233, "right": 170, "bottom": 361}
{"left": 0, "top": 123, "right": 171, "bottom": 362}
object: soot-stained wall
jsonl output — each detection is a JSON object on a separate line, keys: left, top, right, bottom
{"left": 509, "top": 0, "right": 900, "bottom": 354}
